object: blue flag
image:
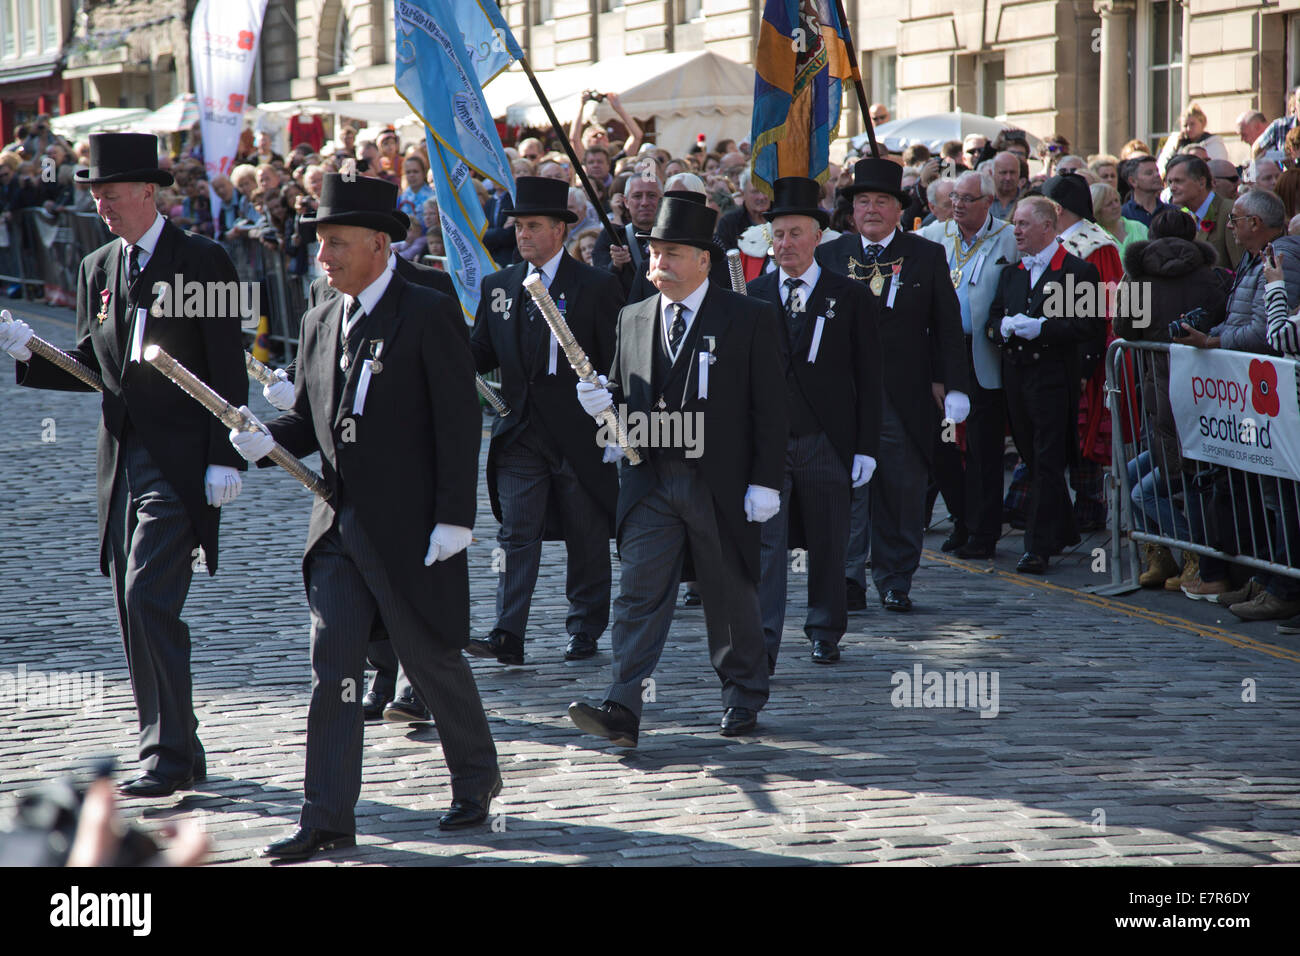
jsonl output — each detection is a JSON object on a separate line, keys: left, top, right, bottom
{"left": 394, "top": 0, "right": 518, "bottom": 320}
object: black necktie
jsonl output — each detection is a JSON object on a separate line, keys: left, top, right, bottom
{"left": 864, "top": 243, "right": 883, "bottom": 263}
{"left": 339, "top": 298, "right": 363, "bottom": 373}
{"left": 128, "top": 245, "right": 141, "bottom": 288}
{"left": 668, "top": 303, "right": 686, "bottom": 357}
{"left": 526, "top": 267, "right": 543, "bottom": 322}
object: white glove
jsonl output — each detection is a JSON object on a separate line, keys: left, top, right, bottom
{"left": 602, "top": 443, "right": 625, "bottom": 464}
{"left": 263, "top": 368, "right": 295, "bottom": 411}
{"left": 424, "top": 523, "right": 472, "bottom": 564}
{"left": 1012, "top": 315, "right": 1045, "bottom": 340}
{"left": 743, "top": 484, "right": 781, "bottom": 523}
{"left": 229, "top": 405, "right": 275, "bottom": 462}
{"left": 576, "top": 374, "right": 613, "bottom": 418}
{"left": 943, "top": 391, "right": 970, "bottom": 424}
{"left": 851, "top": 454, "right": 876, "bottom": 488}
{"left": 204, "top": 464, "right": 242, "bottom": 507}
{"left": 999, "top": 315, "right": 1018, "bottom": 339}
{"left": 0, "top": 310, "right": 33, "bottom": 361}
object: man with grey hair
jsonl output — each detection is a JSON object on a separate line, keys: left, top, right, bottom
{"left": 918, "top": 178, "right": 955, "bottom": 232}
{"left": 593, "top": 168, "right": 662, "bottom": 296}
{"left": 1237, "top": 110, "right": 1268, "bottom": 151}
{"left": 714, "top": 168, "right": 772, "bottom": 251}
{"left": 923, "top": 170, "right": 1018, "bottom": 558}
{"left": 1251, "top": 156, "right": 1283, "bottom": 193}
{"left": 990, "top": 150, "right": 1024, "bottom": 220}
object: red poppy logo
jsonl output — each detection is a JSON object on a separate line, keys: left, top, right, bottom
{"left": 1250, "top": 359, "right": 1280, "bottom": 417}
{"left": 237, "top": 31, "right": 254, "bottom": 51}
{"left": 1200, "top": 219, "right": 1214, "bottom": 233}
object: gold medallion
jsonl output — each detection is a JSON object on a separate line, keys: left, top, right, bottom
{"left": 950, "top": 268, "right": 962, "bottom": 288}
{"left": 340, "top": 353, "right": 350, "bottom": 372}
{"left": 870, "top": 274, "right": 884, "bottom": 296}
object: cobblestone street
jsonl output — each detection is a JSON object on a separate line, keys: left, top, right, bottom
{"left": 3, "top": 304, "right": 1299, "bottom": 866}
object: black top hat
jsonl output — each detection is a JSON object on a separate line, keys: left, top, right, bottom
{"left": 764, "top": 176, "right": 830, "bottom": 228}
{"left": 512, "top": 176, "right": 577, "bottom": 223}
{"left": 302, "top": 174, "right": 406, "bottom": 240}
{"left": 1042, "top": 172, "right": 1095, "bottom": 222}
{"left": 839, "top": 158, "right": 910, "bottom": 205}
{"left": 75, "top": 132, "right": 173, "bottom": 186}
{"left": 637, "top": 195, "right": 724, "bottom": 261}
{"left": 664, "top": 188, "right": 706, "bottom": 205}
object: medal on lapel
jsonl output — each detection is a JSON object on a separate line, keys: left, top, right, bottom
{"left": 869, "top": 272, "right": 884, "bottom": 296}
{"left": 368, "top": 339, "right": 384, "bottom": 374}
{"left": 825, "top": 299, "right": 836, "bottom": 321}
{"left": 704, "top": 335, "right": 717, "bottom": 365}
{"left": 97, "top": 289, "right": 110, "bottom": 325}
{"left": 340, "top": 352, "right": 350, "bottom": 372}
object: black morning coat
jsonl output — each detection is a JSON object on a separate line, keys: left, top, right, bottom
{"left": 266, "top": 270, "right": 481, "bottom": 648}
{"left": 470, "top": 250, "right": 625, "bottom": 536}
{"left": 605, "top": 281, "right": 788, "bottom": 582}
{"left": 816, "top": 228, "right": 968, "bottom": 461}
{"left": 16, "top": 218, "right": 247, "bottom": 574}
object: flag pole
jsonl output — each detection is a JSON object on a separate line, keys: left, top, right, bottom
{"left": 831, "top": 0, "right": 880, "bottom": 160}
{"left": 514, "top": 53, "right": 625, "bottom": 248}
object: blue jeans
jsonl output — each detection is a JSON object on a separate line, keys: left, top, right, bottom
{"left": 1125, "top": 451, "right": 1190, "bottom": 541}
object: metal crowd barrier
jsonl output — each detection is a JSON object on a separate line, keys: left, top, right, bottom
{"left": 1093, "top": 338, "right": 1300, "bottom": 595}
{"left": 0, "top": 209, "right": 111, "bottom": 304}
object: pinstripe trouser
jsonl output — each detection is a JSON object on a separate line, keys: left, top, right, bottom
{"left": 604, "top": 459, "right": 769, "bottom": 720}
{"left": 493, "top": 432, "right": 611, "bottom": 642}
{"left": 299, "top": 503, "right": 498, "bottom": 834}
{"left": 759, "top": 431, "right": 851, "bottom": 662}
{"left": 867, "top": 397, "right": 928, "bottom": 595}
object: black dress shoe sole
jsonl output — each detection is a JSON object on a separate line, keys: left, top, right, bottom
{"left": 568, "top": 704, "right": 638, "bottom": 748}
{"left": 883, "top": 599, "right": 912, "bottom": 613}
{"left": 465, "top": 640, "right": 501, "bottom": 659}
{"left": 118, "top": 775, "right": 196, "bottom": 798}
{"left": 811, "top": 651, "right": 840, "bottom": 664}
{"left": 438, "top": 777, "right": 503, "bottom": 830}
{"left": 719, "top": 717, "right": 758, "bottom": 737}
{"left": 259, "top": 833, "right": 356, "bottom": 861}
{"left": 564, "top": 642, "right": 598, "bottom": 661}
{"left": 383, "top": 704, "right": 433, "bottom": 723}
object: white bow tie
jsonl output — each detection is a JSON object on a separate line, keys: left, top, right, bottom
{"left": 1022, "top": 253, "right": 1048, "bottom": 270}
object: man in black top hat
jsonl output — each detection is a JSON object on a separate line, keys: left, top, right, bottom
{"left": 748, "top": 177, "right": 882, "bottom": 670}
{"left": 567, "top": 195, "right": 787, "bottom": 745}
{"left": 817, "top": 158, "right": 969, "bottom": 612}
{"left": 0, "top": 132, "right": 247, "bottom": 797}
{"left": 228, "top": 173, "right": 499, "bottom": 861}
{"left": 264, "top": 206, "right": 465, "bottom": 725}
{"left": 468, "top": 177, "right": 625, "bottom": 665}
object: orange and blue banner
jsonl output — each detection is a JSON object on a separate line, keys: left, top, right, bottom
{"left": 750, "top": 0, "right": 854, "bottom": 196}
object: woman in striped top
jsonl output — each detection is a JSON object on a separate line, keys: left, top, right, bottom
{"left": 1263, "top": 244, "right": 1300, "bottom": 356}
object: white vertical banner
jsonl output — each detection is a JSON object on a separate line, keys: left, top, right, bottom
{"left": 191, "top": 0, "right": 269, "bottom": 216}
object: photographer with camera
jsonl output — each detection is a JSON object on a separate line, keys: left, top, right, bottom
{"left": 568, "top": 90, "right": 643, "bottom": 163}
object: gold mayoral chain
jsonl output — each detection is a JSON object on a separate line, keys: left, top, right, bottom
{"left": 847, "top": 255, "right": 904, "bottom": 297}
{"left": 948, "top": 230, "right": 990, "bottom": 288}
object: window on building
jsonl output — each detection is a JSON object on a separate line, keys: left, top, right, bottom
{"left": 978, "top": 56, "right": 1005, "bottom": 119}
{"left": 1147, "top": 0, "right": 1183, "bottom": 141}
{"left": 869, "top": 49, "right": 897, "bottom": 118}
{"left": 333, "top": 10, "right": 353, "bottom": 73}
{"left": 602, "top": 0, "right": 624, "bottom": 10}
{"left": 40, "top": 0, "right": 56, "bottom": 52}
{"left": 1, "top": 0, "right": 16, "bottom": 59}
{"left": 533, "top": 0, "right": 553, "bottom": 25}
{"left": 676, "top": 0, "right": 701, "bottom": 22}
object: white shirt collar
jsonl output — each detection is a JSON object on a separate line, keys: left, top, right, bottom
{"left": 660, "top": 278, "right": 710, "bottom": 358}
{"left": 344, "top": 260, "right": 396, "bottom": 332}
{"left": 122, "top": 212, "right": 166, "bottom": 267}
{"left": 860, "top": 230, "right": 896, "bottom": 255}
{"left": 1058, "top": 219, "right": 1085, "bottom": 242}
{"left": 777, "top": 260, "right": 821, "bottom": 304}
{"left": 1023, "top": 239, "right": 1060, "bottom": 274}
{"left": 527, "top": 247, "right": 565, "bottom": 287}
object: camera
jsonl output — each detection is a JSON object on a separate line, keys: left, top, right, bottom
{"left": 586, "top": 90, "right": 605, "bottom": 103}
{"left": 1169, "top": 306, "right": 1208, "bottom": 339}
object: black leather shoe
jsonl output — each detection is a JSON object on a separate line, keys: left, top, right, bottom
{"left": 361, "top": 690, "right": 387, "bottom": 720}
{"left": 1016, "top": 552, "right": 1049, "bottom": 574}
{"left": 564, "top": 632, "right": 597, "bottom": 660}
{"left": 882, "top": 589, "right": 912, "bottom": 612}
{"left": 719, "top": 706, "right": 758, "bottom": 736}
{"left": 439, "top": 775, "right": 503, "bottom": 830}
{"left": 811, "top": 640, "right": 840, "bottom": 663}
{"left": 383, "top": 694, "right": 432, "bottom": 723}
{"left": 682, "top": 588, "right": 702, "bottom": 608}
{"left": 956, "top": 538, "right": 996, "bottom": 559}
{"left": 568, "top": 700, "right": 639, "bottom": 748}
{"left": 941, "top": 527, "right": 969, "bottom": 552}
{"left": 845, "top": 578, "right": 867, "bottom": 611}
{"left": 117, "top": 772, "right": 195, "bottom": 798}
{"left": 466, "top": 629, "right": 524, "bottom": 665}
{"left": 258, "top": 827, "right": 355, "bottom": 861}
